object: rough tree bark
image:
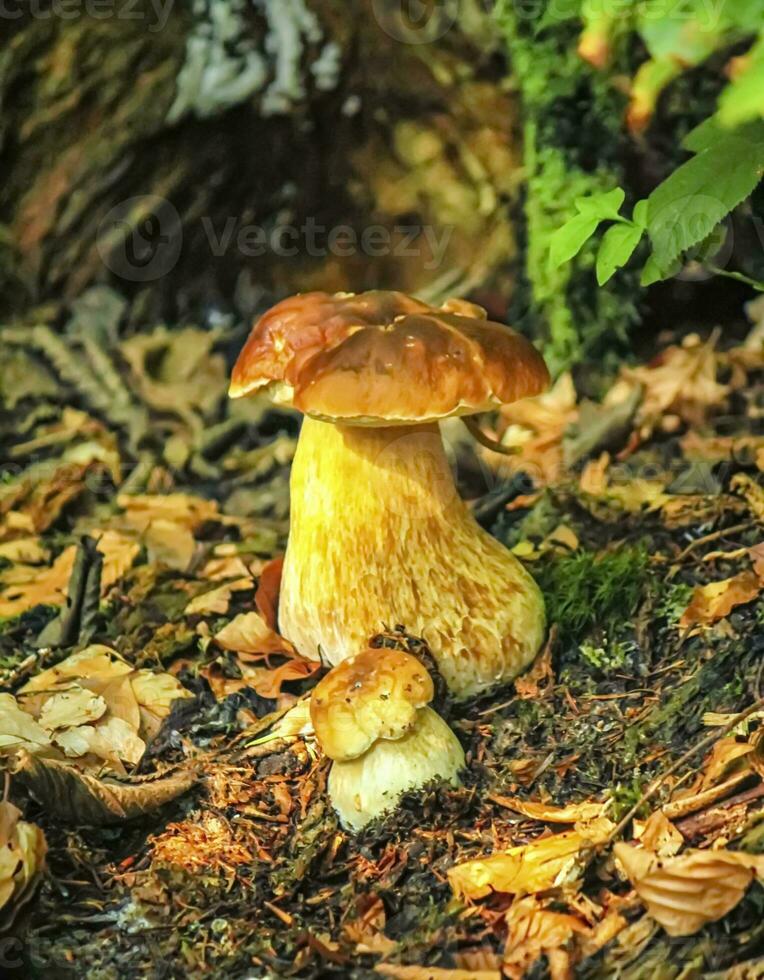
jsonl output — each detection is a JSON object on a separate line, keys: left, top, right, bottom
{"left": 0, "top": 0, "right": 522, "bottom": 323}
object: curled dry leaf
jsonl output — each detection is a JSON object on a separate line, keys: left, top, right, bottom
{"left": 503, "top": 896, "right": 587, "bottom": 980}
{"left": 491, "top": 796, "right": 607, "bottom": 824}
{"left": 11, "top": 751, "right": 197, "bottom": 825}
{"left": 448, "top": 818, "right": 613, "bottom": 900}
{"left": 0, "top": 800, "right": 47, "bottom": 927}
{"left": 614, "top": 843, "right": 764, "bottom": 937}
{"left": 679, "top": 571, "right": 762, "bottom": 629}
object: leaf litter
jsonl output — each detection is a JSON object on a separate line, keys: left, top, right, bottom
{"left": 0, "top": 287, "right": 763, "bottom": 976}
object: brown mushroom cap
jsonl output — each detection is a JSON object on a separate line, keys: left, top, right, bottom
{"left": 230, "top": 290, "right": 550, "bottom": 425}
{"left": 309, "top": 648, "right": 434, "bottom": 761}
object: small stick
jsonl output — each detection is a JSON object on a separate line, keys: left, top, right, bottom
{"left": 462, "top": 417, "right": 520, "bottom": 456}
{"left": 676, "top": 520, "right": 756, "bottom": 561}
{"left": 608, "top": 696, "right": 764, "bottom": 843}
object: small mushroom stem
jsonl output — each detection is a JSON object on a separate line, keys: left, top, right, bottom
{"left": 278, "top": 417, "right": 545, "bottom": 699}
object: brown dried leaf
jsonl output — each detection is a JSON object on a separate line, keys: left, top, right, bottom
{"left": 11, "top": 751, "right": 197, "bottom": 825}
{"left": 514, "top": 633, "right": 555, "bottom": 700}
{"left": 215, "top": 611, "right": 295, "bottom": 658}
{"left": 614, "top": 843, "right": 764, "bottom": 937}
{"left": 255, "top": 555, "right": 284, "bottom": 629}
{"left": 679, "top": 571, "right": 761, "bottom": 628}
{"left": 503, "top": 896, "right": 587, "bottom": 980}
{"left": 490, "top": 373, "right": 578, "bottom": 485}
{"left": 623, "top": 334, "right": 728, "bottom": 443}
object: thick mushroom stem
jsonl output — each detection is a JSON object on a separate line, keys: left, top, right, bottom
{"left": 278, "top": 416, "right": 545, "bottom": 699}
{"left": 327, "top": 706, "right": 465, "bottom": 831}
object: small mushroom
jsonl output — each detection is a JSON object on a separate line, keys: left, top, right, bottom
{"left": 310, "top": 648, "right": 464, "bottom": 830}
{"left": 230, "top": 290, "right": 550, "bottom": 698}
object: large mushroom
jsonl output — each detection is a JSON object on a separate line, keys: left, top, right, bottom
{"left": 310, "top": 647, "right": 464, "bottom": 830}
{"left": 230, "top": 290, "right": 550, "bottom": 698}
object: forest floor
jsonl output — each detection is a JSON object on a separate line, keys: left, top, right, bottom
{"left": 1, "top": 288, "right": 764, "bottom": 979}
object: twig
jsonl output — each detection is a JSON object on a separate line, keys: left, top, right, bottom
{"left": 608, "top": 696, "right": 764, "bottom": 843}
{"left": 676, "top": 520, "right": 756, "bottom": 561}
{"left": 462, "top": 417, "right": 520, "bottom": 457}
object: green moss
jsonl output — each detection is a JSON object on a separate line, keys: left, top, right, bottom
{"left": 494, "top": 1, "right": 640, "bottom": 372}
{"left": 534, "top": 546, "right": 649, "bottom": 648}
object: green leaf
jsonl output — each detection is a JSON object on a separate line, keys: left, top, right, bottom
{"left": 647, "top": 125, "right": 764, "bottom": 270}
{"left": 574, "top": 187, "right": 626, "bottom": 221}
{"left": 640, "top": 253, "right": 680, "bottom": 287}
{"left": 682, "top": 116, "right": 725, "bottom": 153}
{"left": 596, "top": 222, "right": 644, "bottom": 285}
{"left": 549, "top": 214, "right": 601, "bottom": 269}
{"left": 632, "top": 199, "right": 648, "bottom": 229}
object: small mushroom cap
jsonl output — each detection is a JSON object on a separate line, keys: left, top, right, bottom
{"left": 229, "top": 290, "right": 549, "bottom": 425}
{"left": 309, "top": 647, "right": 434, "bottom": 761}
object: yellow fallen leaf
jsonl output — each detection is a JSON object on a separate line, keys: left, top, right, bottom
{"left": 18, "top": 647, "right": 192, "bottom": 773}
{"left": 20, "top": 645, "right": 132, "bottom": 694}
{"left": 55, "top": 716, "right": 146, "bottom": 766}
{"left": 0, "top": 694, "right": 51, "bottom": 755}
{"left": 579, "top": 452, "right": 610, "bottom": 496}
{"left": 94, "top": 529, "right": 140, "bottom": 589}
{"left": 0, "top": 801, "right": 46, "bottom": 926}
{"left": 38, "top": 687, "right": 107, "bottom": 731}
{"left": 503, "top": 896, "right": 587, "bottom": 980}
{"left": 117, "top": 492, "right": 221, "bottom": 532}
{"left": 731, "top": 473, "right": 764, "bottom": 522}
{"left": 491, "top": 797, "right": 607, "bottom": 824}
{"left": 0, "top": 537, "right": 48, "bottom": 564}
{"left": 679, "top": 571, "right": 761, "bottom": 628}
{"left": 448, "top": 819, "right": 613, "bottom": 900}
{"left": 633, "top": 810, "right": 683, "bottom": 857}
{"left": 143, "top": 519, "right": 196, "bottom": 572}
{"left": 185, "top": 577, "right": 252, "bottom": 616}
{"left": 614, "top": 843, "right": 764, "bottom": 937}
{"left": 0, "top": 528, "right": 140, "bottom": 619}
{"left": 0, "top": 546, "right": 76, "bottom": 618}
